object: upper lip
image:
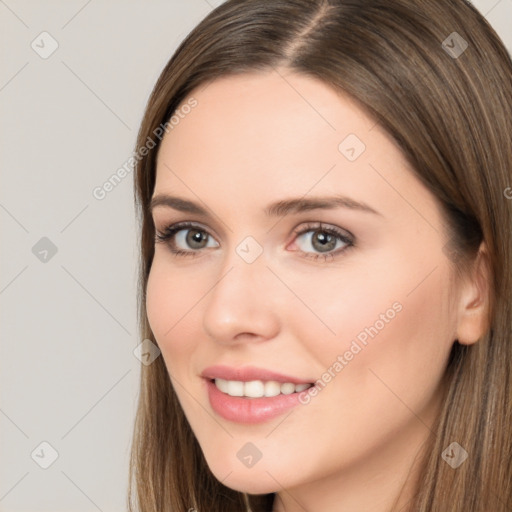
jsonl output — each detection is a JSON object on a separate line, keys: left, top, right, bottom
{"left": 201, "top": 365, "right": 313, "bottom": 384}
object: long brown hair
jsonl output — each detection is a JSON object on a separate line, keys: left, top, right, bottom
{"left": 128, "top": 1, "right": 512, "bottom": 510}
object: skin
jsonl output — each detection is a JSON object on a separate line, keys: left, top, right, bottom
{"left": 146, "top": 68, "right": 490, "bottom": 512}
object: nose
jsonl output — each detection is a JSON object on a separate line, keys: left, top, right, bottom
{"left": 202, "top": 247, "right": 281, "bottom": 346}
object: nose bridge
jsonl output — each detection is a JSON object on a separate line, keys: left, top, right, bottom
{"left": 215, "top": 233, "right": 269, "bottom": 297}
{"left": 202, "top": 236, "right": 280, "bottom": 342}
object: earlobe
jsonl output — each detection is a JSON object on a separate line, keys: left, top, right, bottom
{"left": 455, "top": 241, "right": 492, "bottom": 345}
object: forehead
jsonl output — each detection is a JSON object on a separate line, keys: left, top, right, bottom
{"left": 153, "top": 69, "right": 440, "bottom": 231}
{"left": 157, "top": 69, "right": 377, "bottom": 170}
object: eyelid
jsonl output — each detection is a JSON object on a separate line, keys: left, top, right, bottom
{"left": 154, "top": 220, "right": 220, "bottom": 242}
{"left": 290, "top": 221, "right": 354, "bottom": 243}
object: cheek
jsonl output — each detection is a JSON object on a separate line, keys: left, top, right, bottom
{"left": 322, "top": 259, "right": 455, "bottom": 424}
{"left": 145, "top": 257, "right": 198, "bottom": 360}
{"left": 296, "top": 249, "right": 455, "bottom": 428}
{"left": 146, "top": 260, "right": 171, "bottom": 341}
{"left": 314, "top": 244, "right": 456, "bottom": 368}
{"left": 372, "top": 268, "right": 454, "bottom": 399}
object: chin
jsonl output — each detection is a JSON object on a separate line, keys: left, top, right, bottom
{"left": 208, "top": 463, "right": 283, "bottom": 494}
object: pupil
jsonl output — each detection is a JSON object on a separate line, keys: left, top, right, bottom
{"left": 188, "top": 229, "right": 205, "bottom": 248}
{"left": 314, "top": 231, "right": 335, "bottom": 252}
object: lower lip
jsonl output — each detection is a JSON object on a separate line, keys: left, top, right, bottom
{"left": 205, "top": 379, "right": 310, "bottom": 424}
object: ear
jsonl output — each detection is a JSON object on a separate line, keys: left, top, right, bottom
{"left": 455, "top": 241, "right": 491, "bottom": 345}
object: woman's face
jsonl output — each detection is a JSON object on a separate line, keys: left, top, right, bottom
{"left": 146, "top": 69, "right": 460, "bottom": 499}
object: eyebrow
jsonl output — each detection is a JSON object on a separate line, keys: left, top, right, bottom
{"left": 149, "top": 194, "right": 383, "bottom": 218}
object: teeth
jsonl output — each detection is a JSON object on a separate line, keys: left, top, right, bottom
{"left": 280, "top": 383, "right": 295, "bottom": 395}
{"left": 214, "top": 379, "right": 312, "bottom": 398}
{"left": 244, "top": 380, "right": 264, "bottom": 398}
{"left": 264, "top": 381, "right": 281, "bottom": 397}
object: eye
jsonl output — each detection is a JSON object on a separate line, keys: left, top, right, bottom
{"left": 154, "top": 220, "right": 354, "bottom": 262}
{"left": 290, "top": 222, "right": 354, "bottom": 261}
{"left": 155, "top": 221, "right": 219, "bottom": 258}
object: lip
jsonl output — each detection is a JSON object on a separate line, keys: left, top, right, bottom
{"left": 201, "top": 365, "right": 315, "bottom": 424}
{"left": 205, "top": 379, "right": 313, "bottom": 424}
{"left": 200, "top": 364, "right": 313, "bottom": 384}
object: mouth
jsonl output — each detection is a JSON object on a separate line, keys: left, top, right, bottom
{"left": 210, "top": 378, "right": 313, "bottom": 398}
{"left": 201, "top": 365, "right": 317, "bottom": 424}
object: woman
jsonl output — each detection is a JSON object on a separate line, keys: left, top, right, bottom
{"left": 128, "top": 1, "right": 512, "bottom": 510}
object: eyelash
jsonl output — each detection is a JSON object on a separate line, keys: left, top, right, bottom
{"left": 154, "top": 221, "right": 354, "bottom": 262}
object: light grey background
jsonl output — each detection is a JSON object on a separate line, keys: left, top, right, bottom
{"left": 0, "top": 1, "right": 510, "bottom": 511}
